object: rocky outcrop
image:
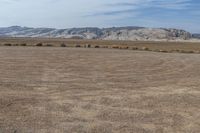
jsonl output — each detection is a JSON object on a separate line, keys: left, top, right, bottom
{"left": 101, "top": 28, "right": 192, "bottom": 41}
{"left": 0, "top": 26, "right": 195, "bottom": 41}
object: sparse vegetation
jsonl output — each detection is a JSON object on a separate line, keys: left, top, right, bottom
{"left": 0, "top": 38, "right": 200, "bottom": 54}
{"left": 180, "top": 50, "right": 195, "bottom": 53}
{"left": 120, "top": 46, "right": 129, "bottom": 49}
{"left": 4, "top": 43, "right": 12, "bottom": 46}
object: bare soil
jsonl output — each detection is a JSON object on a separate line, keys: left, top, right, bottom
{"left": 0, "top": 47, "right": 200, "bottom": 133}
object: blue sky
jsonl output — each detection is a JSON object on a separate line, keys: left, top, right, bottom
{"left": 0, "top": 0, "right": 199, "bottom": 33}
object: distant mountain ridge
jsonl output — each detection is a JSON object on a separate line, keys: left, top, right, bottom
{"left": 192, "top": 34, "right": 200, "bottom": 39}
{"left": 0, "top": 26, "right": 198, "bottom": 41}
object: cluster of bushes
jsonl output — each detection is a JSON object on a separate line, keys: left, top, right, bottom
{"left": 102, "top": 46, "right": 108, "bottom": 48}
{"left": 4, "top": 43, "right": 12, "bottom": 46}
{"left": 112, "top": 46, "right": 119, "bottom": 49}
{"left": 4, "top": 43, "right": 27, "bottom": 46}
{"left": 20, "top": 43, "right": 27, "bottom": 46}
{"left": 84, "top": 44, "right": 91, "bottom": 48}
{"left": 1, "top": 42, "right": 199, "bottom": 54}
{"left": 170, "top": 50, "right": 195, "bottom": 53}
{"left": 36, "top": 43, "right": 43, "bottom": 46}
{"left": 95, "top": 45, "right": 100, "bottom": 48}
{"left": 60, "top": 43, "right": 66, "bottom": 47}
{"left": 132, "top": 47, "right": 138, "bottom": 50}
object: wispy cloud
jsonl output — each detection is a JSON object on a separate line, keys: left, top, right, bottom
{"left": 90, "top": 0, "right": 192, "bottom": 17}
{"left": 87, "top": 9, "right": 136, "bottom": 16}
{"left": 106, "top": 0, "right": 192, "bottom": 9}
{"left": 0, "top": 0, "right": 199, "bottom": 32}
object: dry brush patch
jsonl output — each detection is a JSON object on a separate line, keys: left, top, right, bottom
{"left": 1, "top": 37, "right": 200, "bottom": 54}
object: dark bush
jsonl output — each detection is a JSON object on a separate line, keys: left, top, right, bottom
{"left": 112, "top": 46, "right": 119, "bottom": 49}
{"left": 95, "top": 45, "right": 100, "bottom": 48}
{"left": 174, "top": 49, "right": 180, "bottom": 52}
{"left": 132, "top": 47, "right": 138, "bottom": 50}
{"left": 121, "top": 46, "right": 129, "bottom": 49}
{"left": 75, "top": 44, "right": 81, "bottom": 47}
{"left": 4, "top": 43, "right": 12, "bottom": 46}
{"left": 180, "top": 50, "right": 194, "bottom": 53}
{"left": 60, "top": 44, "right": 66, "bottom": 47}
{"left": 36, "top": 43, "right": 43, "bottom": 46}
{"left": 20, "top": 43, "right": 27, "bottom": 46}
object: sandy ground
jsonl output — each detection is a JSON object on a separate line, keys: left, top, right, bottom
{"left": 0, "top": 47, "right": 200, "bottom": 133}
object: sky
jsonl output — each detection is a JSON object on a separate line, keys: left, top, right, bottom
{"left": 0, "top": 0, "right": 199, "bottom": 33}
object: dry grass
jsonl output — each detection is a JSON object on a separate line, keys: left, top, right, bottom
{"left": 1, "top": 37, "right": 200, "bottom": 53}
{"left": 0, "top": 47, "right": 200, "bottom": 133}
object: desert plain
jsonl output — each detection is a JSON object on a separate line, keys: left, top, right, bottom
{"left": 0, "top": 39, "right": 200, "bottom": 133}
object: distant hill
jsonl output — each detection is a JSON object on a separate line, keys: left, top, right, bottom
{"left": 192, "top": 34, "right": 200, "bottom": 39}
{"left": 0, "top": 26, "right": 198, "bottom": 41}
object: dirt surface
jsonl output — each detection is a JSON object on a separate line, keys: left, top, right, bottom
{"left": 0, "top": 47, "right": 200, "bottom": 133}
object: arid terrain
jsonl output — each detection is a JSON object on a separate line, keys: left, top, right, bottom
{"left": 1, "top": 37, "right": 200, "bottom": 53}
{"left": 0, "top": 46, "right": 200, "bottom": 133}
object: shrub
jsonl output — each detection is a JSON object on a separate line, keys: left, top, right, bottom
{"left": 102, "top": 46, "right": 108, "bottom": 48}
{"left": 87, "top": 44, "right": 91, "bottom": 48}
{"left": 186, "top": 51, "right": 195, "bottom": 53}
{"left": 120, "top": 46, "right": 129, "bottom": 49}
{"left": 75, "top": 44, "right": 81, "bottom": 47}
{"left": 20, "top": 43, "right": 27, "bottom": 46}
{"left": 60, "top": 43, "right": 66, "bottom": 47}
{"left": 95, "top": 45, "right": 100, "bottom": 48}
{"left": 36, "top": 43, "right": 43, "bottom": 46}
{"left": 4, "top": 43, "right": 12, "bottom": 46}
{"left": 112, "top": 46, "right": 119, "bottom": 49}
{"left": 132, "top": 47, "right": 138, "bottom": 50}
{"left": 180, "top": 50, "right": 194, "bottom": 53}
{"left": 174, "top": 49, "right": 180, "bottom": 52}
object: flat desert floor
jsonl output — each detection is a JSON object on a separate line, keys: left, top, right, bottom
{"left": 0, "top": 47, "right": 200, "bottom": 133}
